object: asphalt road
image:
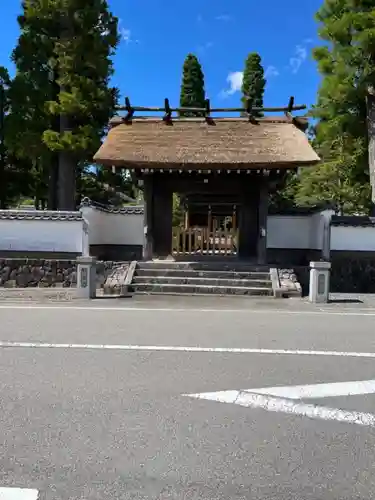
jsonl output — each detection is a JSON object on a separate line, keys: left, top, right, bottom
{"left": 1, "top": 298, "right": 375, "bottom": 499}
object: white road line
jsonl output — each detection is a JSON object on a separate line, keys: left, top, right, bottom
{"left": 186, "top": 390, "right": 375, "bottom": 427}
{"left": 0, "top": 304, "right": 375, "bottom": 316}
{"left": 250, "top": 380, "right": 375, "bottom": 399}
{"left": 1, "top": 341, "right": 375, "bottom": 358}
{"left": 0, "top": 488, "right": 38, "bottom": 500}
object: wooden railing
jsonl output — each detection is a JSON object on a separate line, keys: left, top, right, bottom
{"left": 172, "top": 227, "right": 238, "bottom": 256}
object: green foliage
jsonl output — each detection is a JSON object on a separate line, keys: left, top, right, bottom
{"left": 80, "top": 166, "right": 137, "bottom": 206}
{"left": 268, "top": 172, "right": 300, "bottom": 213}
{"left": 0, "top": 66, "right": 34, "bottom": 208}
{"left": 295, "top": 135, "right": 370, "bottom": 214}
{"left": 241, "top": 53, "right": 266, "bottom": 116}
{"left": 8, "top": 0, "right": 120, "bottom": 210}
{"left": 306, "top": 0, "right": 375, "bottom": 213}
{"left": 179, "top": 54, "right": 206, "bottom": 117}
{"left": 41, "top": 0, "right": 120, "bottom": 157}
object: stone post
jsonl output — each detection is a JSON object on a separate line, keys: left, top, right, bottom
{"left": 309, "top": 261, "right": 331, "bottom": 303}
{"left": 76, "top": 256, "right": 97, "bottom": 299}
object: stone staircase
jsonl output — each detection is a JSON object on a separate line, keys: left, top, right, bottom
{"left": 130, "top": 261, "right": 274, "bottom": 297}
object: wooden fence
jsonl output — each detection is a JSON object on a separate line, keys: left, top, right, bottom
{"left": 172, "top": 227, "right": 238, "bottom": 256}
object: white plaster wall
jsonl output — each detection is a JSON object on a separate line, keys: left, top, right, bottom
{"left": 81, "top": 206, "right": 144, "bottom": 246}
{"left": 309, "top": 213, "right": 325, "bottom": 250}
{"left": 331, "top": 225, "right": 375, "bottom": 251}
{"left": 0, "top": 215, "right": 84, "bottom": 253}
{"left": 81, "top": 208, "right": 325, "bottom": 251}
{"left": 5, "top": 207, "right": 375, "bottom": 255}
{"left": 267, "top": 215, "right": 315, "bottom": 249}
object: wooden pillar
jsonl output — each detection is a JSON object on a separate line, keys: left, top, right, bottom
{"left": 257, "top": 177, "right": 269, "bottom": 264}
{"left": 232, "top": 205, "right": 237, "bottom": 230}
{"left": 367, "top": 87, "right": 375, "bottom": 215}
{"left": 238, "top": 187, "right": 258, "bottom": 260}
{"left": 152, "top": 177, "right": 173, "bottom": 258}
{"left": 142, "top": 176, "right": 154, "bottom": 260}
{"left": 207, "top": 206, "right": 212, "bottom": 231}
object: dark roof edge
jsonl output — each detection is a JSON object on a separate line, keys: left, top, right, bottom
{"left": 331, "top": 215, "right": 375, "bottom": 227}
{"left": 109, "top": 115, "right": 309, "bottom": 127}
{"left": 0, "top": 209, "right": 83, "bottom": 221}
{"left": 80, "top": 198, "right": 144, "bottom": 215}
{"left": 268, "top": 203, "right": 335, "bottom": 216}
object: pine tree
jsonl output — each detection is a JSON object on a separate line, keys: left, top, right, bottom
{"left": 0, "top": 67, "right": 9, "bottom": 208}
{"left": 241, "top": 53, "right": 266, "bottom": 117}
{"left": 179, "top": 54, "right": 206, "bottom": 117}
{"left": 303, "top": 0, "right": 375, "bottom": 214}
{"left": 0, "top": 66, "right": 33, "bottom": 208}
{"left": 9, "top": 0, "right": 120, "bottom": 210}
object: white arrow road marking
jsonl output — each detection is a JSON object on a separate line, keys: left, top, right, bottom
{"left": 0, "top": 488, "right": 38, "bottom": 500}
{"left": 185, "top": 380, "right": 375, "bottom": 427}
{"left": 249, "top": 379, "right": 375, "bottom": 399}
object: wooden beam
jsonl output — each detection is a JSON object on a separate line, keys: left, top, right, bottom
{"left": 245, "top": 98, "right": 253, "bottom": 121}
{"left": 124, "top": 97, "right": 134, "bottom": 122}
{"left": 205, "top": 98, "right": 214, "bottom": 124}
{"left": 287, "top": 96, "right": 295, "bottom": 113}
{"left": 115, "top": 103, "right": 307, "bottom": 114}
{"left": 163, "top": 98, "right": 172, "bottom": 123}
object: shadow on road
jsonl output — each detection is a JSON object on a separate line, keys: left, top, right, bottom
{"left": 329, "top": 298, "right": 364, "bottom": 304}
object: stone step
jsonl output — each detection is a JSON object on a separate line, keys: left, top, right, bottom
{"left": 133, "top": 283, "right": 273, "bottom": 296}
{"left": 135, "top": 269, "right": 270, "bottom": 280}
{"left": 102, "top": 263, "right": 129, "bottom": 296}
{"left": 137, "top": 261, "right": 270, "bottom": 272}
{"left": 133, "top": 276, "right": 272, "bottom": 288}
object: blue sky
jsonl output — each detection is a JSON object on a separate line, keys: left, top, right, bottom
{"left": 0, "top": 0, "right": 323, "bottom": 112}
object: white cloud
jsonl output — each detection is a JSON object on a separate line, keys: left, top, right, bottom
{"left": 289, "top": 45, "right": 307, "bottom": 74}
{"left": 215, "top": 14, "right": 232, "bottom": 21}
{"left": 265, "top": 65, "right": 279, "bottom": 78}
{"left": 118, "top": 18, "right": 139, "bottom": 45}
{"left": 224, "top": 71, "right": 243, "bottom": 96}
{"left": 197, "top": 41, "right": 214, "bottom": 53}
{"left": 120, "top": 27, "right": 132, "bottom": 43}
{"left": 220, "top": 65, "right": 278, "bottom": 98}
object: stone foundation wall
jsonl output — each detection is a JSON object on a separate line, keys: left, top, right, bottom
{"left": 0, "top": 259, "right": 128, "bottom": 289}
{"left": 267, "top": 248, "right": 322, "bottom": 267}
{"left": 293, "top": 251, "right": 375, "bottom": 295}
{"left": 4, "top": 250, "right": 375, "bottom": 294}
{"left": 90, "top": 244, "right": 142, "bottom": 261}
{"left": 292, "top": 266, "right": 310, "bottom": 296}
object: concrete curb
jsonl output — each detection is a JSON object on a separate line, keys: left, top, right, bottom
{"left": 123, "top": 260, "right": 137, "bottom": 296}
{"left": 270, "top": 268, "right": 285, "bottom": 298}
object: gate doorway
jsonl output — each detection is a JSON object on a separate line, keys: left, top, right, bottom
{"left": 172, "top": 227, "right": 238, "bottom": 257}
{"left": 172, "top": 197, "right": 239, "bottom": 257}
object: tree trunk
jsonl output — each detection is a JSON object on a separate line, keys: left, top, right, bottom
{"left": 48, "top": 153, "right": 59, "bottom": 210}
{"left": 48, "top": 71, "right": 60, "bottom": 210}
{"left": 58, "top": 112, "right": 76, "bottom": 211}
{"left": 57, "top": 14, "right": 76, "bottom": 211}
{"left": 58, "top": 147, "right": 76, "bottom": 211}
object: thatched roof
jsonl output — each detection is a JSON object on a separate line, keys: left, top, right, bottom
{"left": 93, "top": 116, "right": 320, "bottom": 169}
